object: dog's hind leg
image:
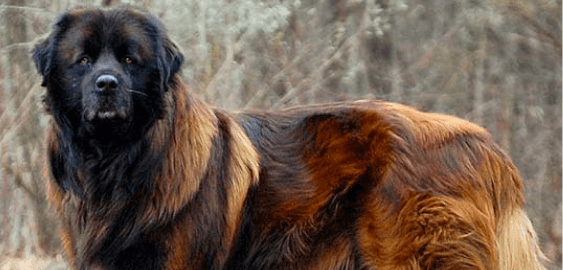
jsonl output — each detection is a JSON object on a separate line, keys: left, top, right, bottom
{"left": 358, "top": 194, "right": 499, "bottom": 270}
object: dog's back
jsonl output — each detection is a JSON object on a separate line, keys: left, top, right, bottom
{"left": 234, "top": 100, "right": 545, "bottom": 270}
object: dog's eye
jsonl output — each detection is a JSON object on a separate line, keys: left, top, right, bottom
{"left": 79, "top": 57, "right": 90, "bottom": 65}
{"left": 124, "top": 57, "right": 133, "bottom": 64}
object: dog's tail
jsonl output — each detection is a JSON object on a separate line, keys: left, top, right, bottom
{"left": 496, "top": 208, "right": 547, "bottom": 270}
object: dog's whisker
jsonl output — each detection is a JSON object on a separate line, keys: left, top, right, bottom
{"left": 126, "top": 89, "right": 147, "bottom": 97}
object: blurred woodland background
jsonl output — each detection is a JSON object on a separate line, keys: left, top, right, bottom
{"left": 0, "top": 0, "right": 561, "bottom": 269}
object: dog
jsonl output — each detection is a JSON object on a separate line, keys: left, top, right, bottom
{"left": 33, "top": 5, "right": 546, "bottom": 270}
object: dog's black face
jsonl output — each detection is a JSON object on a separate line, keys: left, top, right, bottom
{"left": 33, "top": 6, "right": 184, "bottom": 144}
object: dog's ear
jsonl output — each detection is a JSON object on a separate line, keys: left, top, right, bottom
{"left": 32, "top": 13, "right": 72, "bottom": 87}
{"left": 156, "top": 36, "right": 184, "bottom": 92}
{"left": 144, "top": 13, "right": 184, "bottom": 91}
{"left": 32, "top": 37, "right": 53, "bottom": 86}
{"left": 162, "top": 37, "right": 185, "bottom": 82}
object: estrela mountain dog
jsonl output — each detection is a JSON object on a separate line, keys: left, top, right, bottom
{"left": 33, "top": 5, "right": 545, "bottom": 270}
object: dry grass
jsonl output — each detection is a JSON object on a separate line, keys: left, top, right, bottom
{"left": 0, "top": 256, "right": 68, "bottom": 270}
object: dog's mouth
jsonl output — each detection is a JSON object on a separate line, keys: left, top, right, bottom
{"left": 83, "top": 91, "right": 131, "bottom": 123}
{"left": 82, "top": 100, "right": 132, "bottom": 143}
{"left": 84, "top": 106, "right": 128, "bottom": 122}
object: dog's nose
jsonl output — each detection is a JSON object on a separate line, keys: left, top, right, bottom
{"left": 96, "top": 75, "right": 119, "bottom": 90}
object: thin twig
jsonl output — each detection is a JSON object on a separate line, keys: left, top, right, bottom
{"left": 0, "top": 5, "right": 53, "bottom": 12}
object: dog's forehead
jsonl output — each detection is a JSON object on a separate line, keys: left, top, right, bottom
{"left": 58, "top": 8, "right": 154, "bottom": 62}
